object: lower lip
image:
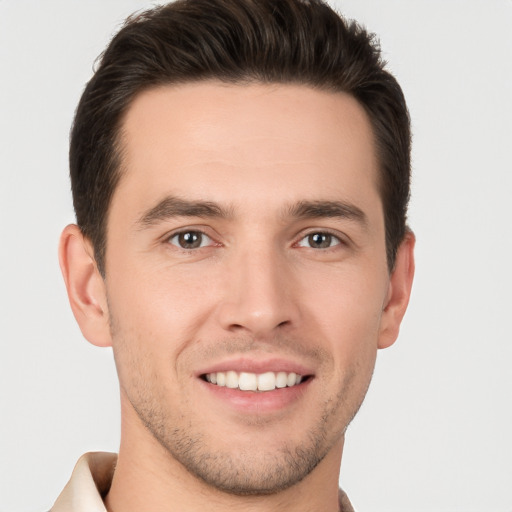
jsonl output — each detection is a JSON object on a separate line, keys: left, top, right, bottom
{"left": 199, "top": 378, "right": 311, "bottom": 414}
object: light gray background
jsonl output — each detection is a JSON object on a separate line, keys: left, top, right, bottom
{"left": 1, "top": 1, "right": 511, "bottom": 511}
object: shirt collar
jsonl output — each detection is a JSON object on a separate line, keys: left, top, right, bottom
{"left": 51, "top": 452, "right": 354, "bottom": 512}
{"left": 51, "top": 452, "right": 116, "bottom": 512}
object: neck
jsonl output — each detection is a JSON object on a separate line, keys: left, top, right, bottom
{"left": 105, "top": 404, "right": 344, "bottom": 512}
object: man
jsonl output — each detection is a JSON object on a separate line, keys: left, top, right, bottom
{"left": 54, "top": 0, "right": 414, "bottom": 510}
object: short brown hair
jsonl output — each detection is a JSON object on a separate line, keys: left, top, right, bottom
{"left": 70, "top": 0, "right": 411, "bottom": 274}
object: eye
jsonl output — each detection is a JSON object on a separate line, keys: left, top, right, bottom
{"left": 297, "top": 232, "right": 341, "bottom": 249}
{"left": 168, "top": 230, "right": 213, "bottom": 249}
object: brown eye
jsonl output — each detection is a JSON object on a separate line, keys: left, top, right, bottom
{"left": 169, "top": 231, "right": 211, "bottom": 249}
{"left": 298, "top": 232, "right": 341, "bottom": 249}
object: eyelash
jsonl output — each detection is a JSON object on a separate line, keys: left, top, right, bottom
{"left": 167, "top": 229, "right": 217, "bottom": 250}
{"left": 165, "top": 228, "right": 346, "bottom": 252}
{"left": 295, "top": 230, "right": 345, "bottom": 250}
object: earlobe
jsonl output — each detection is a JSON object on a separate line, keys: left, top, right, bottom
{"left": 378, "top": 231, "right": 415, "bottom": 349}
{"left": 59, "top": 224, "right": 112, "bottom": 347}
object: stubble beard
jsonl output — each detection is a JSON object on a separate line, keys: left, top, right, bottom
{"left": 126, "top": 366, "right": 369, "bottom": 496}
{"left": 110, "top": 307, "right": 374, "bottom": 496}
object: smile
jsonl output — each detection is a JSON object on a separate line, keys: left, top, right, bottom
{"left": 204, "top": 371, "right": 305, "bottom": 392}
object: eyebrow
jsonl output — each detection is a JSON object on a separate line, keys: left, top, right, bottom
{"left": 136, "top": 196, "right": 368, "bottom": 229}
{"left": 136, "top": 196, "right": 232, "bottom": 228}
{"left": 284, "top": 200, "right": 368, "bottom": 227}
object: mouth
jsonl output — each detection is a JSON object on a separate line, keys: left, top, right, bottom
{"left": 201, "top": 371, "right": 311, "bottom": 392}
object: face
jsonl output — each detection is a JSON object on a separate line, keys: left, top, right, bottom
{"left": 102, "top": 82, "right": 396, "bottom": 494}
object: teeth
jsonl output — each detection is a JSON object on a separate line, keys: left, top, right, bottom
{"left": 239, "top": 372, "right": 257, "bottom": 391}
{"left": 287, "top": 372, "right": 297, "bottom": 387}
{"left": 204, "top": 371, "right": 305, "bottom": 392}
{"left": 216, "top": 372, "right": 226, "bottom": 386}
{"left": 276, "top": 372, "right": 288, "bottom": 388}
{"left": 226, "top": 370, "right": 238, "bottom": 389}
{"left": 257, "top": 371, "right": 276, "bottom": 391}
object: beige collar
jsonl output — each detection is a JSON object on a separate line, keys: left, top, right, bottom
{"left": 51, "top": 452, "right": 354, "bottom": 512}
{"left": 51, "top": 452, "right": 115, "bottom": 512}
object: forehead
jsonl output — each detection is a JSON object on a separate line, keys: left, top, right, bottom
{"left": 115, "top": 81, "right": 380, "bottom": 218}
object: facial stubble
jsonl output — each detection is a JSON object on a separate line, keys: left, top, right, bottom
{"left": 110, "top": 312, "right": 374, "bottom": 496}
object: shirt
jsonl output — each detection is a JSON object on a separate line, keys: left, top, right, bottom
{"left": 51, "top": 452, "right": 354, "bottom": 512}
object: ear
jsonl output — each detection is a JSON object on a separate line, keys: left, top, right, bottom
{"left": 378, "top": 231, "right": 415, "bottom": 349}
{"left": 59, "top": 224, "right": 112, "bottom": 347}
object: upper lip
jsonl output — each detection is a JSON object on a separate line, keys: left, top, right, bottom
{"left": 196, "top": 357, "right": 314, "bottom": 377}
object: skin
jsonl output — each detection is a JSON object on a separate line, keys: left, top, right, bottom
{"left": 59, "top": 82, "right": 415, "bottom": 512}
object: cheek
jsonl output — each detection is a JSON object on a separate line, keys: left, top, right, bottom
{"left": 105, "top": 259, "right": 221, "bottom": 389}
{"left": 107, "top": 256, "right": 211, "bottom": 332}
{"left": 302, "top": 263, "right": 386, "bottom": 382}
{"left": 306, "top": 263, "right": 387, "bottom": 335}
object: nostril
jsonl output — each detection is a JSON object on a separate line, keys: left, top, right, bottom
{"left": 218, "top": 296, "right": 297, "bottom": 336}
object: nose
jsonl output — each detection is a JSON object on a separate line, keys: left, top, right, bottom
{"left": 216, "top": 245, "right": 299, "bottom": 337}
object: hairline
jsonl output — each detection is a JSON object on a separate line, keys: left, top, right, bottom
{"left": 95, "top": 78, "right": 394, "bottom": 276}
